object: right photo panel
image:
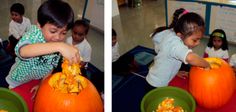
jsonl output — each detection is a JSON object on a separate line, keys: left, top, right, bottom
{"left": 112, "top": 0, "right": 236, "bottom": 112}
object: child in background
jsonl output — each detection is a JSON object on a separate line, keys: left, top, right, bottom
{"left": 112, "top": 28, "right": 137, "bottom": 74}
{"left": 66, "top": 19, "right": 92, "bottom": 74}
{"left": 112, "top": 28, "right": 120, "bottom": 62}
{"left": 146, "top": 12, "right": 210, "bottom": 91}
{"left": 7, "top": 3, "right": 31, "bottom": 56}
{"left": 229, "top": 54, "right": 236, "bottom": 74}
{"left": 203, "top": 29, "right": 229, "bottom": 62}
{"left": 6, "top": 0, "right": 79, "bottom": 96}
{"left": 66, "top": 19, "right": 91, "bottom": 68}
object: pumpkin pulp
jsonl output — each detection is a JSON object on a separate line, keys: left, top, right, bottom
{"left": 205, "top": 58, "right": 222, "bottom": 69}
{"left": 48, "top": 59, "right": 86, "bottom": 94}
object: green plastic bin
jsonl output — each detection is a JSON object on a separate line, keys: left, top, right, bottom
{"left": 0, "top": 88, "right": 28, "bottom": 112}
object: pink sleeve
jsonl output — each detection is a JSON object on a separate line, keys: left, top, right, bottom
{"left": 203, "top": 52, "right": 208, "bottom": 58}
{"left": 223, "top": 58, "right": 229, "bottom": 63}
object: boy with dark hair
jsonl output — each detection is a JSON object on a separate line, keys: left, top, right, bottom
{"left": 6, "top": 0, "right": 79, "bottom": 98}
{"left": 7, "top": 3, "right": 31, "bottom": 56}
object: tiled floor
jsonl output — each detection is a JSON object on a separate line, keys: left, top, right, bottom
{"left": 112, "top": 0, "right": 236, "bottom": 57}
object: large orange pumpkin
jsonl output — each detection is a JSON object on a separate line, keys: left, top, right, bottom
{"left": 189, "top": 58, "right": 235, "bottom": 109}
{"left": 34, "top": 59, "right": 103, "bottom": 112}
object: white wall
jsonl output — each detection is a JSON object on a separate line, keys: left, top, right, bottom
{"left": 112, "top": 0, "right": 120, "bottom": 17}
{"left": 85, "top": 0, "right": 104, "bottom": 31}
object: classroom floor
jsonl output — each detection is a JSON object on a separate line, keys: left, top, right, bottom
{"left": 112, "top": 0, "right": 236, "bottom": 57}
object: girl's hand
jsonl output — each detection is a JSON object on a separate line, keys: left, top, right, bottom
{"left": 59, "top": 43, "right": 80, "bottom": 64}
{"left": 177, "top": 71, "right": 189, "bottom": 79}
{"left": 30, "top": 85, "right": 39, "bottom": 100}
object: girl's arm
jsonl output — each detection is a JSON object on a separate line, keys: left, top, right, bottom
{"left": 19, "top": 42, "right": 80, "bottom": 64}
{"left": 186, "top": 52, "right": 210, "bottom": 68}
{"left": 30, "top": 72, "right": 52, "bottom": 100}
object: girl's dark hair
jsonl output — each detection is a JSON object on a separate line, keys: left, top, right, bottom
{"left": 152, "top": 9, "right": 205, "bottom": 39}
{"left": 151, "top": 8, "right": 185, "bottom": 37}
{"left": 37, "top": 0, "right": 74, "bottom": 30}
{"left": 207, "top": 29, "right": 228, "bottom": 50}
{"left": 73, "top": 19, "right": 90, "bottom": 34}
{"left": 10, "top": 3, "right": 25, "bottom": 15}
{"left": 112, "top": 29, "right": 117, "bottom": 37}
{"left": 173, "top": 12, "right": 205, "bottom": 38}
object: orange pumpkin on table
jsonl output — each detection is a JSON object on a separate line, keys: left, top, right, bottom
{"left": 34, "top": 59, "right": 103, "bottom": 112}
{"left": 189, "top": 58, "right": 235, "bottom": 109}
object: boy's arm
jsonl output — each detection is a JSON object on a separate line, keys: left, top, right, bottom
{"left": 19, "top": 42, "right": 80, "bottom": 64}
{"left": 186, "top": 52, "right": 210, "bottom": 68}
{"left": 19, "top": 42, "right": 63, "bottom": 57}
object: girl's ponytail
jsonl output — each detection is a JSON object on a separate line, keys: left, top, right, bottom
{"left": 169, "top": 8, "right": 186, "bottom": 28}
{"left": 151, "top": 8, "right": 187, "bottom": 37}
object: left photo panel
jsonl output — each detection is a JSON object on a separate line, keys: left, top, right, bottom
{"left": 0, "top": 0, "right": 104, "bottom": 111}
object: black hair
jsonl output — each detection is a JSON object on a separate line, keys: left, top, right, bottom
{"left": 207, "top": 29, "right": 228, "bottom": 50}
{"left": 173, "top": 12, "right": 205, "bottom": 38}
{"left": 152, "top": 8, "right": 205, "bottom": 39}
{"left": 112, "top": 29, "right": 117, "bottom": 37}
{"left": 10, "top": 3, "right": 25, "bottom": 15}
{"left": 37, "top": 0, "right": 74, "bottom": 30}
{"left": 151, "top": 8, "right": 185, "bottom": 37}
{"left": 73, "top": 19, "right": 90, "bottom": 34}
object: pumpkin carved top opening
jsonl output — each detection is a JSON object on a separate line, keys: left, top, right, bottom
{"left": 205, "top": 58, "right": 223, "bottom": 69}
{"left": 48, "top": 59, "right": 86, "bottom": 94}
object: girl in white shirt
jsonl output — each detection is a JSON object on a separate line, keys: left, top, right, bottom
{"left": 203, "top": 29, "right": 229, "bottom": 62}
{"left": 229, "top": 54, "right": 236, "bottom": 74}
{"left": 66, "top": 19, "right": 92, "bottom": 68}
{"left": 112, "top": 28, "right": 120, "bottom": 62}
{"left": 146, "top": 11, "right": 210, "bottom": 91}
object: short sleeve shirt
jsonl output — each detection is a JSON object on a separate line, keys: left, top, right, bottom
{"left": 66, "top": 37, "right": 92, "bottom": 62}
{"left": 9, "top": 16, "right": 31, "bottom": 39}
{"left": 112, "top": 42, "right": 120, "bottom": 62}
{"left": 146, "top": 30, "right": 192, "bottom": 87}
{"left": 8, "top": 25, "right": 61, "bottom": 83}
{"left": 204, "top": 47, "right": 229, "bottom": 59}
{"left": 230, "top": 54, "right": 236, "bottom": 67}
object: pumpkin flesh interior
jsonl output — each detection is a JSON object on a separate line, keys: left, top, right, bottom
{"left": 205, "top": 58, "right": 222, "bottom": 69}
{"left": 48, "top": 59, "right": 87, "bottom": 94}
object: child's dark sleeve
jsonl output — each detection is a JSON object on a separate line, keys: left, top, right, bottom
{"left": 203, "top": 52, "right": 208, "bottom": 58}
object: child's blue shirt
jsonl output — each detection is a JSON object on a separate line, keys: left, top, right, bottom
{"left": 146, "top": 29, "right": 192, "bottom": 87}
{"left": 6, "top": 25, "right": 61, "bottom": 88}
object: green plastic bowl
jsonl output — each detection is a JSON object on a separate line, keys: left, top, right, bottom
{"left": 0, "top": 88, "right": 28, "bottom": 112}
{"left": 141, "top": 86, "right": 195, "bottom": 112}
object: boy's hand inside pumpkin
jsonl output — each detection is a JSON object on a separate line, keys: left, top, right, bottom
{"left": 59, "top": 43, "right": 80, "bottom": 65}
